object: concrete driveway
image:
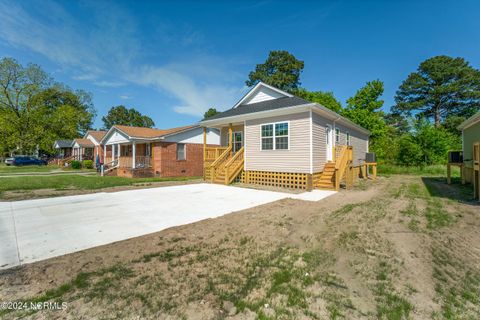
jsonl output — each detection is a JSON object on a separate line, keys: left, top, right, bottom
{"left": 0, "top": 183, "right": 335, "bottom": 269}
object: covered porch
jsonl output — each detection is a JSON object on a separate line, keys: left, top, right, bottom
{"left": 104, "top": 141, "right": 154, "bottom": 176}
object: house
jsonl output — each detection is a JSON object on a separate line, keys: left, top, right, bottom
{"left": 53, "top": 140, "right": 73, "bottom": 158}
{"left": 99, "top": 124, "right": 220, "bottom": 178}
{"left": 449, "top": 111, "right": 480, "bottom": 200}
{"left": 199, "top": 82, "right": 374, "bottom": 191}
{"left": 70, "top": 130, "right": 107, "bottom": 162}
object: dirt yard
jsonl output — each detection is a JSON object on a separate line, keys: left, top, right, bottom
{"left": 0, "top": 175, "right": 479, "bottom": 319}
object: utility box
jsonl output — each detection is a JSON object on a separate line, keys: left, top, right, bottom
{"left": 366, "top": 152, "right": 376, "bottom": 163}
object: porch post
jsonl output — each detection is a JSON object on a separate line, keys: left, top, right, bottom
{"left": 228, "top": 123, "right": 233, "bottom": 148}
{"left": 112, "top": 145, "right": 115, "bottom": 162}
{"left": 132, "top": 142, "right": 136, "bottom": 169}
{"left": 80, "top": 148, "right": 83, "bottom": 161}
{"left": 103, "top": 144, "right": 107, "bottom": 164}
{"left": 203, "top": 127, "right": 207, "bottom": 161}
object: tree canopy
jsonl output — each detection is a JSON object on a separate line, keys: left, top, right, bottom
{"left": 293, "top": 88, "right": 342, "bottom": 113}
{"left": 102, "top": 105, "right": 155, "bottom": 129}
{"left": 0, "top": 57, "right": 95, "bottom": 155}
{"left": 203, "top": 107, "right": 219, "bottom": 119}
{"left": 393, "top": 55, "right": 480, "bottom": 127}
{"left": 246, "top": 50, "right": 304, "bottom": 92}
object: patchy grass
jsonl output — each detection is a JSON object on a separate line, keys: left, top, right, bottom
{"left": 1, "top": 174, "right": 479, "bottom": 319}
{"left": 0, "top": 175, "right": 200, "bottom": 194}
{"left": 378, "top": 164, "right": 460, "bottom": 177}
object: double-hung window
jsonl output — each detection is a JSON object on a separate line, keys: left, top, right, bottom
{"left": 335, "top": 128, "right": 340, "bottom": 143}
{"left": 177, "top": 143, "right": 185, "bottom": 160}
{"left": 346, "top": 132, "right": 351, "bottom": 146}
{"left": 261, "top": 122, "right": 289, "bottom": 150}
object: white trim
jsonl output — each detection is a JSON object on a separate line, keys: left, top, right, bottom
{"left": 309, "top": 109, "right": 313, "bottom": 174}
{"left": 260, "top": 121, "right": 290, "bottom": 151}
{"left": 458, "top": 111, "right": 480, "bottom": 130}
{"left": 232, "top": 82, "right": 293, "bottom": 109}
{"left": 326, "top": 124, "right": 333, "bottom": 161}
{"left": 176, "top": 143, "right": 186, "bottom": 161}
{"left": 244, "top": 120, "right": 247, "bottom": 170}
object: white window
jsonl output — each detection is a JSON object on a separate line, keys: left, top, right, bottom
{"left": 261, "top": 122, "right": 289, "bottom": 150}
{"left": 335, "top": 128, "right": 340, "bottom": 143}
{"left": 146, "top": 143, "right": 151, "bottom": 156}
{"left": 346, "top": 132, "right": 351, "bottom": 146}
{"left": 177, "top": 143, "right": 185, "bottom": 160}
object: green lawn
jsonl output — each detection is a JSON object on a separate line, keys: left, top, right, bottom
{"left": 0, "top": 164, "right": 59, "bottom": 173}
{"left": 0, "top": 175, "right": 200, "bottom": 194}
{"left": 377, "top": 164, "right": 460, "bottom": 177}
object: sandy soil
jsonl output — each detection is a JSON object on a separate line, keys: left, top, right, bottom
{"left": 0, "top": 175, "right": 479, "bottom": 319}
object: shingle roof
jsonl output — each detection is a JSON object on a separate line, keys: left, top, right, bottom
{"left": 202, "top": 96, "right": 311, "bottom": 121}
{"left": 86, "top": 130, "right": 107, "bottom": 143}
{"left": 54, "top": 140, "right": 73, "bottom": 148}
{"left": 114, "top": 125, "right": 197, "bottom": 139}
{"left": 74, "top": 138, "right": 95, "bottom": 147}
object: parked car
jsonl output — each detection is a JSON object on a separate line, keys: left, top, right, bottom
{"left": 4, "top": 157, "right": 15, "bottom": 166}
{"left": 12, "top": 156, "right": 48, "bottom": 166}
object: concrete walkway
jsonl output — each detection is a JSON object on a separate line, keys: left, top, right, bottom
{"left": 0, "top": 184, "right": 335, "bottom": 269}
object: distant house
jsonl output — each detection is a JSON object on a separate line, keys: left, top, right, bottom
{"left": 100, "top": 124, "right": 220, "bottom": 178}
{"left": 199, "top": 82, "right": 374, "bottom": 190}
{"left": 53, "top": 140, "right": 73, "bottom": 158}
{"left": 455, "top": 111, "right": 480, "bottom": 200}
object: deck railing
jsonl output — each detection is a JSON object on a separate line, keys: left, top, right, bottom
{"left": 334, "top": 145, "right": 353, "bottom": 191}
{"left": 224, "top": 147, "right": 244, "bottom": 184}
{"left": 118, "top": 156, "right": 152, "bottom": 169}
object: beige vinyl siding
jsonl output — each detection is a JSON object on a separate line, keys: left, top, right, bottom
{"left": 312, "top": 112, "right": 330, "bottom": 172}
{"left": 335, "top": 123, "right": 369, "bottom": 166}
{"left": 220, "top": 125, "right": 244, "bottom": 147}
{"left": 245, "top": 112, "right": 311, "bottom": 173}
{"left": 462, "top": 122, "right": 480, "bottom": 169}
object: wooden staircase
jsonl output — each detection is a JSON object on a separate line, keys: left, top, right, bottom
{"left": 315, "top": 146, "right": 353, "bottom": 190}
{"left": 315, "top": 162, "right": 336, "bottom": 190}
{"left": 206, "top": 146, "right": 245, "bottom": 185}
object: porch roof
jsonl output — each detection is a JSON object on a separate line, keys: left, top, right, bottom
{"left": 54, "top": 140, "right": 73, "bottom": 148}
{"left": 73, "top": 138, "right": 95, "bottom": 147}
{"left": 100, "top": 124, "right": 199, "bottom": 144}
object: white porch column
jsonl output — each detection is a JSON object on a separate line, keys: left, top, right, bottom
{"left": 117, "top": 144, "right": 121, "bottom": 163}
{"left": 103, "top": 144, "right": 107, "bottom": 164}
{"left": 111, "top": 145, "right": 115, "bottom": 162}
{"left": 79, "top": 148, "right": 83, "bottom": 161}
{"left": 132, "top": 142, "right": 136, "bottom": 169}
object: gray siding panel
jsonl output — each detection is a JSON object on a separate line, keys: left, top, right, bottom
{"left": 312, "top": 112, "right": 330, "bottom": 172}
{"left": 245, "top": 112, "right": 311, "bottom": 173}
{"left": 334, "top": 123, "right": 369, "bottom": 166}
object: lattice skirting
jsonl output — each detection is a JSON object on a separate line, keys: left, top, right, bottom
{"left": 242, "top": 171, "right": 309, "bottom": 190}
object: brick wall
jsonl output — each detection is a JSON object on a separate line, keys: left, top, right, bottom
{"left": 152, "top": 142, "right": 213, "bottom": 177}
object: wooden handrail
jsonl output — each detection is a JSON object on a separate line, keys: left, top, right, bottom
{"left": 210, "top": 146, "right": 232, "bottom": 168}
{"left": 224, "top": 147, "right": 244, "bottom": 168}
{"left": 225, "top": 148, "right": 244, "bottom": 184}
{"left": 334, "top": 145, "right": 352, "bottom": 191}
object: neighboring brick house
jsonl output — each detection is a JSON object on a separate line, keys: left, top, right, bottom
{"left": 100, "top": 124, "right": 220, "bottom": 178}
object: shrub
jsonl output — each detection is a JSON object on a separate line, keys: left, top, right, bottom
{"left": 83, "top": 160, "right": 93, "bottom": 169}
{"left": 71, "top": 160, "right": 81, "bottom": 169}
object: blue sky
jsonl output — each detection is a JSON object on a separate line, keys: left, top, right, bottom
{"left": 0, "top": 0, "right": 479, "bottom": 129}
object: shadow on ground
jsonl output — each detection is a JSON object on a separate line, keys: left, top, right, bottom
{"left": 421, "top": 176, "right": 478, "bottom": 206}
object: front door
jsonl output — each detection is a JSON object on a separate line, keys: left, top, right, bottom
{"left": 326, "top": 125, "right": 333, "bottom": 161}
{"left": 232, "top": 131, "right": 243, "bottom": 153}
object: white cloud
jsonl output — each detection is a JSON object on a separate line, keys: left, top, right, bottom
{"left": 93, "top": 80, "right": 125, "bottom": 88}
{"left": 120, "top": 94, "right": 132, "bottom": 100}
{"left": 0, "top": 0, "right": 245, "bottom": 117}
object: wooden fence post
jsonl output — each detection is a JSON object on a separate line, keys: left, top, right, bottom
{"left": 306, "top": 174, "right": 313, "bottom": 191}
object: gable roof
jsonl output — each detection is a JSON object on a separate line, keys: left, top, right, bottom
{"left": 458, "top": 110, "right": 480, "bottom": 130}
{"left": 205, "top": 96, "right": 310, "bottom": 121}
{"left": 54, "top": 140, "right": 73, "bottom": 148}
{"left": 114, "top": 125, "right": 197, "bottom": 139}
{"left": 100, "top": 124, "right": 199, "bottom": 144}
{"left": 84, "top": 130, "right": 107, "bottom": 143}
{"left": 199, "top": 82, "right": 370, "bottom": 135}
{"left": 73, "top": 138, "right": 95, "bottom": 147}
{"left": 233, "top": 82, "right": 293, "bottom": 108}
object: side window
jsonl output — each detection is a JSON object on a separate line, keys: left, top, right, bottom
{"left": 346, "top": 132, "right": 351, "bottom": 146}
{"left": 274, "top": 122, "right": 289, "bottom": 150}
{"left": 146, "top": 143, "right": 151, "bottom": 156}
{"left": 335, "top": 128, "right": 340, "bottom": 143}
{"left": 261, "top": 124, "right": 274, "bottom": 150}
{"left": 177, "top": 143, "right": 185, "bottom": 160}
